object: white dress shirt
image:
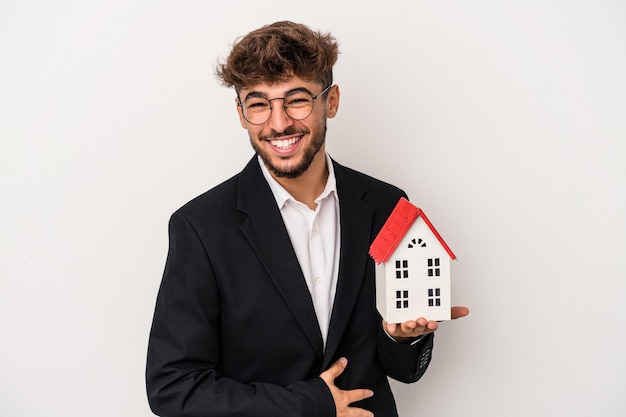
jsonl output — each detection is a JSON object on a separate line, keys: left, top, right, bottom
{"left": 259, "top": 154, "right": 340, "bottom": 348}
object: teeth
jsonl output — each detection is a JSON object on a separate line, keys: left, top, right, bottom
{"left": 270, "top": 137, "right": 299, "bottom": 149}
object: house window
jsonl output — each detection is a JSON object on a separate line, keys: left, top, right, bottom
{"left": 395, "top": 290, "right": 409, "bottom": 309}
{"left": 395, "top": 260, "right": 409, "bottom": 279}
{"left": 408, "top": 238, "right": 427, "bottom": 249}
{"left": 427, "top": 288, "right": 441, "bottom": 307}
{"left": 427, "top": 258, "right": 441, "bottom": 277}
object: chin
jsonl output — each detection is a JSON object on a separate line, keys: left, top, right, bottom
{"left": 265, "top": 157, "right": 310, "bottom": 179}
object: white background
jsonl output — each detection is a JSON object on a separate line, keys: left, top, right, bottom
{"left": 1, "top": 1, "right": 625, "bottom": 416}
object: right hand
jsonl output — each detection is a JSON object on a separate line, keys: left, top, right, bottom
{"left": 319, "top": 357, "right": 374, "bottom": 417}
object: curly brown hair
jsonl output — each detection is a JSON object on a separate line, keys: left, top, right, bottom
{"left": 215, "top": 21, "right": 339, "bottom": 91}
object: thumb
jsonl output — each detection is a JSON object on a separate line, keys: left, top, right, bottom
{"left": 320, "top": 357, "right": 348, "bottom": 383}
{"left": 451, "top": 306, "right": 470, "bottom": 319}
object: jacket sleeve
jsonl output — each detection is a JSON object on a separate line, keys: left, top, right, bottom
{"left": 145, "top": 212, "right": 335, "bottom": 417}
{"left": 376, "top": 325, "right": 434, "bottom": 383}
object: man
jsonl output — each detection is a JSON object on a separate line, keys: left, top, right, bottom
{"left": 146, "top": 21, "right": 468, "bottom": 417}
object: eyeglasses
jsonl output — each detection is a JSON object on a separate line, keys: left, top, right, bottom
{"left": 237, "top": 85, "right": 332, "bottom": 125}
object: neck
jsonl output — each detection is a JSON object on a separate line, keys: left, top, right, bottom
{"left": 273, "top": 151, "right": 328, "bottom": 210}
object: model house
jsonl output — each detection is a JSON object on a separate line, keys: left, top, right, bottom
{"left": 369, "top": 197, "right": 456, "bottom": 323}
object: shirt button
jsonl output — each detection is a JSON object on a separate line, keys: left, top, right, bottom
{"left": 314, "top": 277, "right": 321, "bottom": 284}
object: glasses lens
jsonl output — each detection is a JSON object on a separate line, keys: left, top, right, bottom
{"left": 284, "top": 92, "right": 314, "bottom": 120}
{"left": 242, "top": 98, "right": 271, "bottom": 125}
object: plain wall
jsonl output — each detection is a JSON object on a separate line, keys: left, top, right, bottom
{"left": 1, "top": 1, "right": 624, "bottom": 416}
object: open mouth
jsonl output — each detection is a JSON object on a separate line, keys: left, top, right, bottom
{"left": 269, "top": 135, "right": 302, "bottom": 150}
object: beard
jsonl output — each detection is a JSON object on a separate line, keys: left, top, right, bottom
{"left": 250, "top": 122, "right": 327, "bottom": 179}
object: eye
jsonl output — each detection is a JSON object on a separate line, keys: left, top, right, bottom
{"left": 285, "top": 94, "right": 312, "bottom": 107}
{"left": 245, "top": 99, "right": 270, "bottom": 111}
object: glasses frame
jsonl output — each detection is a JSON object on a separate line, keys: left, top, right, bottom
{"left": 237, "top": 84, "right": 332, "bottom": 125}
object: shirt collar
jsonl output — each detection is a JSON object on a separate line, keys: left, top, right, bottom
{"left": 258, "top": 153, "right": 338, "bottom": 210}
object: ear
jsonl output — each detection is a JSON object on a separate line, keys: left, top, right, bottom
{"left": 326, "top": 85, "right": 340, "bottom": 119}
{"left": 235, "top": 97, "right": 248, "bottom": 129}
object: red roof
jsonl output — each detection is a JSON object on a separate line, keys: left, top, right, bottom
{"left": 369, "top": 197, "right": 456, "bottom": 263}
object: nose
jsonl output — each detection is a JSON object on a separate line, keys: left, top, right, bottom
{"left": 267, "top": 99, "right": 294, "bottom": 132}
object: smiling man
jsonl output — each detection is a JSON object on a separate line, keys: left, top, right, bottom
{"left": 146, "top": 21, "right": 468, "bottom": 417}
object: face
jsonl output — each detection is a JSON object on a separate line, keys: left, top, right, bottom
{"left": 236, "top": 78, "right": 339, "bottom": 179}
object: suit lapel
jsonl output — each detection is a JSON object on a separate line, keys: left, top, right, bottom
{"left": 323, "top": 161, "right": 374, "bottom": 368}
{"left": 236, "top": 157, "right": 325, "bottom": 360}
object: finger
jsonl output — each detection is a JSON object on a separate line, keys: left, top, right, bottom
{"left": 399, "top": 320, "right": 417, "bottom": 335}
{"left": 384, "top": 321, "right": 397, "bottom": 334}
{"left": 395, "top": 318, "right": 433, "bottom": 335}
{"left": 320, "top": 357, "right": 348, "bottom": 382}
{"left": 426, "top": 320, "right": 439, "bottom": 332}
{"left": 345, "top": 387, "right": 374, "bottom": 403}
{"left": 451, "top": 306, "right": 470, "bottom": 319}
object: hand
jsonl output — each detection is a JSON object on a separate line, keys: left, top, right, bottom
{"left": 384, "top": 306, "right": 470, "bottom": 342}
{"left": 319, "top": 357, "right": 374, "bottom": 417}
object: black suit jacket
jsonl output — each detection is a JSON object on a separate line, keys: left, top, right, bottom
{"left": 146, "top": 156, "right": 434, "bottom": 417}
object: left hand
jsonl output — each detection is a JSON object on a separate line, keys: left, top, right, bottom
{"left": 384, "top": 306, "right": 470, "bottom": 342}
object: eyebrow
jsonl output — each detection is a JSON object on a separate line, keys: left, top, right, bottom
{"left": 242, "top": 87, "right": 314, "bottom": 102}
